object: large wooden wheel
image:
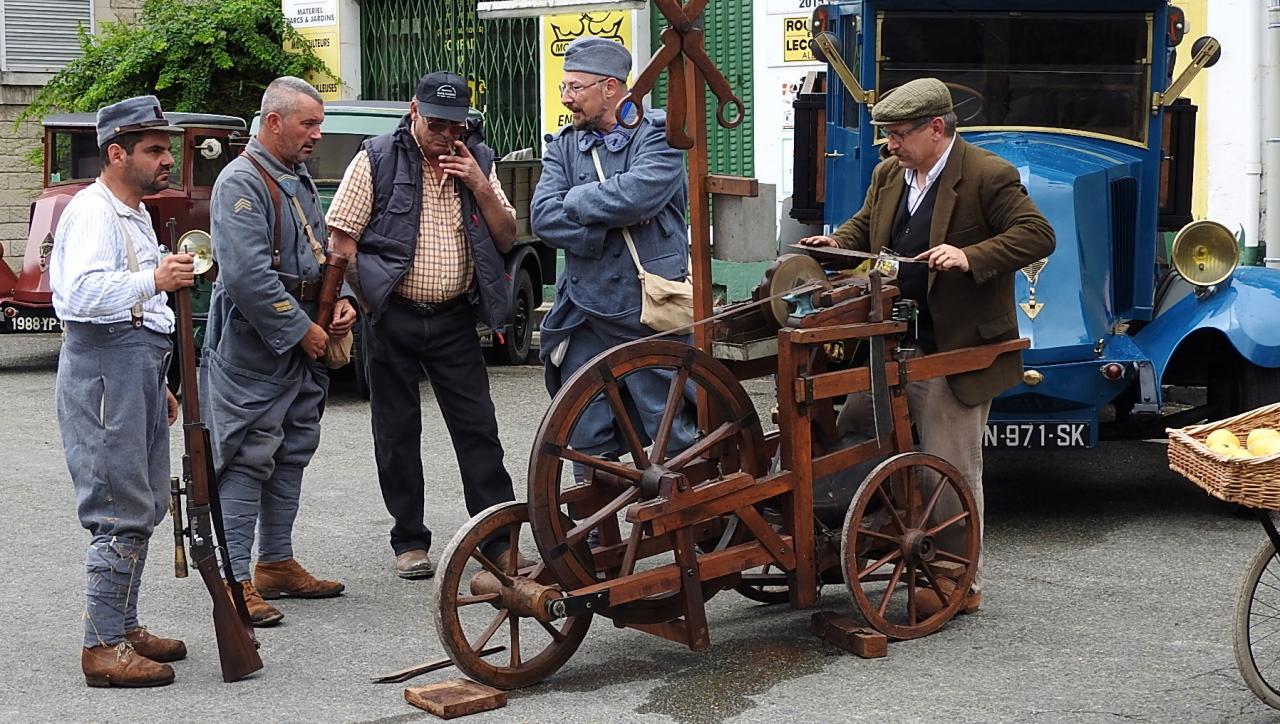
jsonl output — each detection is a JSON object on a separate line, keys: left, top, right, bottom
{"left": 433, "top": 502, "right": 591, "bottom": 690}
{"left": 528, "top": 340, "right": 767, "bottom": 623}
{"left": 841, "top": 452, "right": 979, "bottom": 640}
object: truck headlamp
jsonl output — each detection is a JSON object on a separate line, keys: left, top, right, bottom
{"left": 1171, "top": 220, "right": 1238, "bottom": 287}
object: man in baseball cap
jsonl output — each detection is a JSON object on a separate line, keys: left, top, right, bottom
{"left": 800, "top": 76, "right": 1055, "bottom": 616}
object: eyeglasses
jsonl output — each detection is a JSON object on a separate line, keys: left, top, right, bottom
{"left": 884, "top": 118, "right": 932, "bottom": 144}
{"left": 419, "top": 117, "right": 468, "bottom": 134}
{"left": 558, "top": 78, "right": 608, "bottom": 98}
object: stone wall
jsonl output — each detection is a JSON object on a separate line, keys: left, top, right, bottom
{"left": 0, "top": 0, "right": 142, "bottom": 273}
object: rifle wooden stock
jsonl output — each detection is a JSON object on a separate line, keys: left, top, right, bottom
{"left": 175, "top": 285, "right": 264, "bottom": 683}
{"left": 316, "top": 253, "right": 347, "bottom": 334}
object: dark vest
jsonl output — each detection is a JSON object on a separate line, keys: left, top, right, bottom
{"left": 890, "top": 178, "right": 940, "bottom": 352}
{"left": 357, "top": 116, "right": 509, "bottom": 329}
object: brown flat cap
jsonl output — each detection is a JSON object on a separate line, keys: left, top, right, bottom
{"left": 871, "top": 78, "right": 953, "bottom": 126}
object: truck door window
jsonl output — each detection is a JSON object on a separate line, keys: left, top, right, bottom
{"left": 878, "top": 12, "right": 1150, "bottom": 144}
{"left": 840, "top": 13, "right": 862, "bottom": 129}
{"left": 48, "top": 130, "right": 101, "bottom": 184}
{"left": 192, "top": 135, "right": 233, "bottom": 187}
{"left": 304, "top": 133, "right": 371, "bottom": 184}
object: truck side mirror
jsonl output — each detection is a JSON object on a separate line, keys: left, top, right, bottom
{"left": 1154, "top": 36, "right": 1221, "bottom": 110}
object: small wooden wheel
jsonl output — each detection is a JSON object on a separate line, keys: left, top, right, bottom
{"left": 528, "top": 340, "right": 767, "bottom": 623}
{"left": 841, "top": 452, "right": 980, "bottom": 640}
{"left": 433, "top": 502, "right": 591, "bottom": 690}
{"left": 735, "top": 563, "right": 792, "bottom": 605}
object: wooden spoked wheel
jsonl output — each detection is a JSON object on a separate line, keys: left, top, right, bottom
{"left": 528, "top": 340, "right": 767, "bottom": 623}
{"left": 433, "top": 502, "right": 591, "bottom": 690}
{"left": 840, "top": 452, "right": 980, "bottom": 640}
{"left": 735, "top": 563, "right": 792, "bottom": 604}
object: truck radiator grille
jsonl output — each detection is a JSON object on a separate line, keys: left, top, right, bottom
{"left": 1110, "top": 177, "right": 1138, "bottom": 315}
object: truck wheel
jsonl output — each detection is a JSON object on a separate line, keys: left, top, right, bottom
{"left": 1240, "top": 362, "right": 1280, "bottom": 411}
{"left": 494, "top": 268, "right": 534, "bottom": 366}
{"left": 353, "top": 320, "right": 370, "bottom": 401}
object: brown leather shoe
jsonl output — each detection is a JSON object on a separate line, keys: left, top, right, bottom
{"left": 82, "top": 642, "right": 175, "bottom": 688}
{"left": 915, "top": 577, "right": 981, "bottom": 618}
{"left": 395, "top": 549, "right": 435, "bottom": 580}
{"left": 227, "top": 580, "right": 284, "bottom": 627}
{"left": 254, "top": 558, "right": 345, "bottom": 599}
{"left": 124, "top": 627, "right": 187, "bottom": 663}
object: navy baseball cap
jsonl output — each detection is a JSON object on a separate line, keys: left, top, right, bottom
{"left": 96, "top": 95, "right": 181, "bottom": 148}
{"left": 415, "top": 71, "right": 471, "bottom": 123}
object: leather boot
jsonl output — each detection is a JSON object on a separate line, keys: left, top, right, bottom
{"left": 226, "top": 580, "right": 284, "bottom": 627}
{"left": 82, "top": 642, "right": 175, "bottom": 688}
{"left": 915, "top": 577, "right": 982, "bottom": 618}
{"left": 124, "top": 627, "right": 187, "bottom": 663}
{"left": 253, "top": 558, "right": 345, "bottom": 599}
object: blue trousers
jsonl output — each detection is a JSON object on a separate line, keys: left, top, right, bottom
{"left": 56, "top": 322, "right": 171, "bottom": 647}
{"left": 200, "top": 346, "right": 325, "bottom": 581}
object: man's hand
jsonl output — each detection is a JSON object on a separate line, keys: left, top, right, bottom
{"left": 915, "top": 244, "right": 970, "bottom": 272}
{"left": 299, "top": 322, "right": 328, "bottom": 360}
{"left": 165, "top": 388, "right": 179, "bottom": 426}
{"left": 154, "top": 253, "right": 195, "bottom": 292}
{"left": 798, "top": 235, "right": 838, "bottom": 247}
{"left": 438, "top": 141, "right": 487, "bottom": 191}
{"left": 330, "top": 298, "right": 357, "bottom": 337}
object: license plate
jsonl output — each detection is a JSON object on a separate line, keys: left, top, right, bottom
{"left": 984, "top": 421, "right": 1090, "bottom": 448}
{"left": 0, "top": 307, "right": 63, "bottom": 334}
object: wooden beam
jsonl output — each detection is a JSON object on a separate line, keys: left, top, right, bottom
{"left": 706, "top": 174, "right": 759, "bottom": 197}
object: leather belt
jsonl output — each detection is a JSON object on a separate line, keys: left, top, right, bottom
{"left": 288, "top": 280, "right": 320, "bottom": 302}
{"left": 390, "top": 294, "right": 468, "bottom": 317}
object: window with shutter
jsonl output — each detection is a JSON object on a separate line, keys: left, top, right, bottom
{"left": 1, "top": 0, "right": 93, "bottom": 73}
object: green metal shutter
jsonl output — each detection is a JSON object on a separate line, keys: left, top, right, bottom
{"left": 648, "top": 2, "right": 754, "bottom": 176}
{"left": 360, "top": 0, "right": 540, "bottom": 154}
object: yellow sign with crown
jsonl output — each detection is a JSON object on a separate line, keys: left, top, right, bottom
{"left": 540, "top": 11, "right": 635, "bottom": 138}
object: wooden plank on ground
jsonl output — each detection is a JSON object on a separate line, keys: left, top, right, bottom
{"left": 810, "top": 611, "right": 888, "bottom": 659}
{"left": 404, "top": 679, "right": 507, "bottom": 719}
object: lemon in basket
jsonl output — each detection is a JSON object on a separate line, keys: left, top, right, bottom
{"left": 1247, "top": 428, "right": 1280, "bottom": 455}
{"left": 1207, "top": 429, "right": 1242, "bottom": 449}
{"left": 1226, "top": 448, "right": 1255, "bottom": 460}
{"left": 1248, "top": 433, "right": 1280, "bottom": 458}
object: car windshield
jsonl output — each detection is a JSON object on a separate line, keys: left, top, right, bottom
{"left": 878, "top": 11, "right": 1151, "bottom": 144}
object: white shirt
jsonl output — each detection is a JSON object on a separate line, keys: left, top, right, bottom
{"left": 904, "top": 135, "right": 957, "bottom": 215}
{"left": 49, "top": 179, "right": 175, "bottom": 334}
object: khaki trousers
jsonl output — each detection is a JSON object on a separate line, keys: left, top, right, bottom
{"left": 836, "top": 373, "right": 991, "bottom": 592}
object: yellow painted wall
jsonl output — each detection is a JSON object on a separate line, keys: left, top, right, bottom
{"left": 1173, "top": 1, "right": 1209, "bottom": 218}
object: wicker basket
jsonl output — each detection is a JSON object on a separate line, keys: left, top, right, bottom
{"left": 1167, "top": 401, "right": 1280, "bottom": 509}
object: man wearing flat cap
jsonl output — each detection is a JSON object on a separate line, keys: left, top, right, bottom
{"left": 328, "top": 70, "right": 517, "bottom": 580}
{"left": 532, "top": 36, "right": 699, "bottom": 501}
{"left": 801, "top": 77, "right": 1055, "bottom": 613}
{"left": 50, "top": 95, "right": 194, "bottom": 686}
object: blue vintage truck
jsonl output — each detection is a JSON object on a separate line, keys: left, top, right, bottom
{"left": 791, "top": 0, "right": 1280, "bottom": 449}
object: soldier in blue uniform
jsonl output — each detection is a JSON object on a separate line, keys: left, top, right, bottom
{"left": 202, "top": 77, "right": 356, "bottom": 626}
{"left": 51, "top": 95, "right": 192, "bottom": 687}
{"left": 532, "top": 37, "right": 698, "bottom": 463}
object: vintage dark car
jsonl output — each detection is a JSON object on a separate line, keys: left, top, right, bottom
{"left": 0, "top": 112, "right": 246, "bottom": 342}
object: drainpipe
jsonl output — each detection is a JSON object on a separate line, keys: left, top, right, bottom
{"left": 1265, "top": 1, "right": 1280, "bottom": 267}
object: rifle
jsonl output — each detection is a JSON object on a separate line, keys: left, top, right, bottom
{"left": 169, "top": 225, "right": 264, "bottom": 683}
{"left": 316, "top": 253, "right": 348, "bottom": 336}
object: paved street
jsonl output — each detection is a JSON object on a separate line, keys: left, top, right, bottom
{"left": 1, "top": 334, "right": 1275, "bottom": 723}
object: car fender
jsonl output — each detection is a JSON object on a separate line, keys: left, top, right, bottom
{"left": 1134, "top": 266, "right": 1280, "bottom": 381}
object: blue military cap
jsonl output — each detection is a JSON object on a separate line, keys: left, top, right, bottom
{"left": 563, "top": 37, "right": 631, "bottom": 81}
{"left": 96, "top": 95, "right": 182, "bottom": 148}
